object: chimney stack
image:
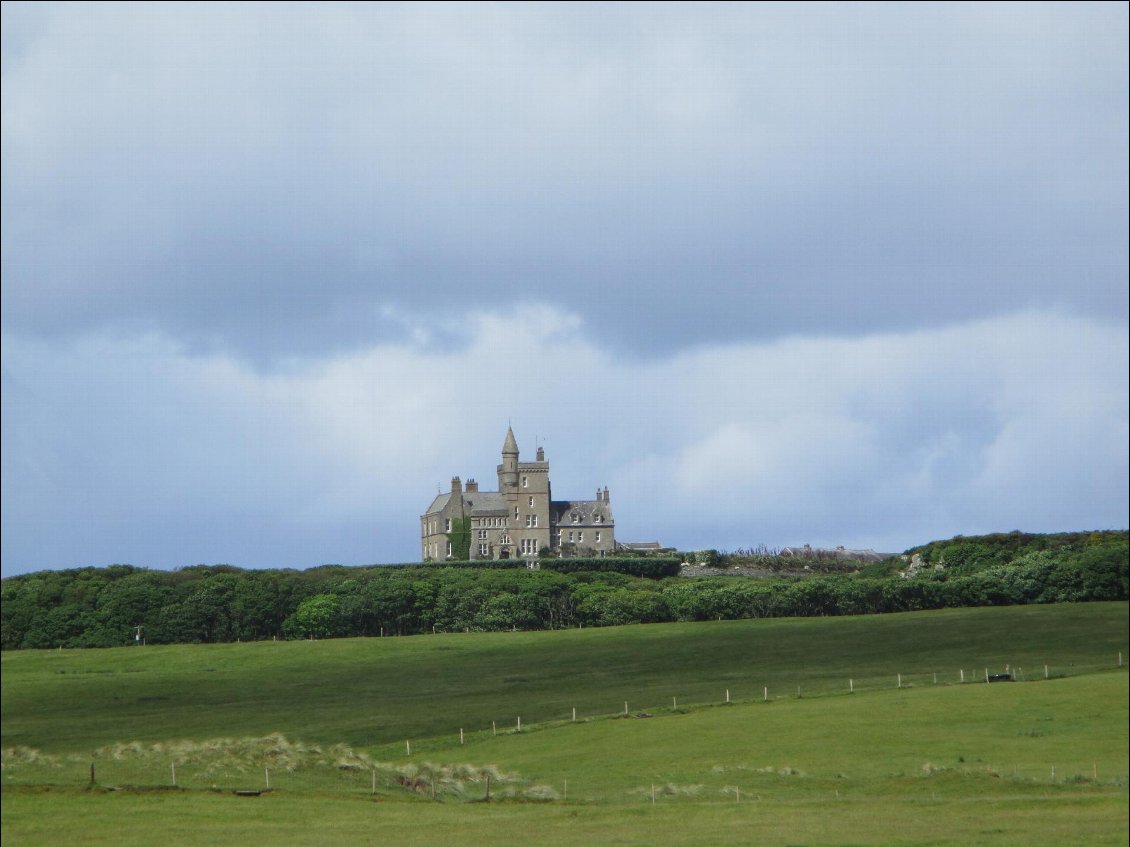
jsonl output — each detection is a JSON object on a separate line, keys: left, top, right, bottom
{"left": 466, "top": 479, "right": 478, "bottom": 493}
{"left": 451, "top": 476, "right": 462, "bottom": 494}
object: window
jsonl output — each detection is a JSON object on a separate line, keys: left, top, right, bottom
{"left": 521, "top": 538, "right": 537, "bottom": 555}
{"left": 514, "top": 507, "right": 519, "bottom": 519}
{"left": 478, "top": 530, "right": 488, "bottom": 540}
{"left": 446, "top": 541, "right": 452, "bottom": 557}
{"left": 595, "top": 531, "right": 601, "bottom": 543}
{"left": 595, "top": 513, "right": 603, "bottom": 524}
{"left": 578, "top": 532, "right": 584, "bottom": 543}
{"left": 479, "top": 544, "right": 489, "bottom": 556}
{"left": 522, "top": 476, "right": 528, "bottom": 488}
{"left": 571, "top": 512, "right": 580, "bottom": 524}
{"left": 500, "top": 534, "right": 512, "bottom": 545}
{"left": 528, "top": 496, "right": 534, "bottom": 508}
{"left": 568, "top": 531, "right": 575, "bottom": 542}
{"left": 444, "top": 518, "right": 451, "bottom": 532}
{"left": 525, "top": 514, "right": 538, "bottom": 527}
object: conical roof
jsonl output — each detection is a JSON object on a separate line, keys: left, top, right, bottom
{"left": 502, "top": 426, "right": 519, "bottom": 455}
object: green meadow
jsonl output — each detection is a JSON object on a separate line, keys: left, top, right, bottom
{"left": 3, "top": 602, "right": 1128, "bottom": 846}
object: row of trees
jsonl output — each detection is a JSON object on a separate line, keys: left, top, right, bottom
{"left": 2, "top": 533, "right": 1125, "bottom": 650}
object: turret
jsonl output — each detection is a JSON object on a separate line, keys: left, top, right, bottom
{"left": 499, "top": 426, "right": 519, "bottom": 493}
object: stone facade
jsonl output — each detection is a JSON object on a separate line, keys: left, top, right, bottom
{"left": 420, "top": 428, "right": 615, "bottom": 561}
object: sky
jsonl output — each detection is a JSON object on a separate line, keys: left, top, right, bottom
{"left": 2, "top": 2, "right": 1127, "bottom": 577}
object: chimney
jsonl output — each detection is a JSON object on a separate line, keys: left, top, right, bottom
{"left": 451, "top": 476, "right": 462, "bottom": 494}
{"left": 603, "top": 486, "right": 610, "bottom": 503}
{"left": 466, "top": 478, "right": 478, "bottom": 493}
{"left": 536, "top": 446, "right": 545, "bottom": 462}
{"left": 596, "top": 488, "right": 602, "bottom": 502}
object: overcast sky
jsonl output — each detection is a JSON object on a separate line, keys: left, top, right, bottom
{"left": 2, "top": 2, "right": 1127, "bottom": 576}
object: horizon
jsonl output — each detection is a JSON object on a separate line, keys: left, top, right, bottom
{"left": 4, "top": 526, "right": 1127, "bottom": 578}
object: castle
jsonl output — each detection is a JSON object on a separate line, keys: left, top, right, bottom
{"left": 420, "top": 427, "right": 615, "bottom": 560}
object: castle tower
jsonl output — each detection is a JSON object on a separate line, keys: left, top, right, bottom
{"left": 498, "top": 426, "right": 520, "bottom": 495}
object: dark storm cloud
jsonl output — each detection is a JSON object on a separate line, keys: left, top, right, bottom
{"left": 3, "top": 3, "right": 1126, "bottom": 362}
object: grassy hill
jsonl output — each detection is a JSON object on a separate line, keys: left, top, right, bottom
{"left": 3, "top": 602, "right": 1128, "bottom": 846}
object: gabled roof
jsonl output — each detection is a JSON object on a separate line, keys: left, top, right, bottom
{"left": 422, "top": 490, "right": 511, "bottom": 518}
{"left": 463, "top": 492, "right": 509, "bottom": 515}
{"left": 552, "top": 499, "right": 612, "bottom": 525}
{"left": 423, "top": 492, "right": 451, "bottom": 516}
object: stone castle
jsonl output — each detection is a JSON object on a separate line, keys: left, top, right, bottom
{"left": 420, "top": 427, "right": 615, "bottom": 560}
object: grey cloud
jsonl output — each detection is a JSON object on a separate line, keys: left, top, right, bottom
{"left": 2, "top": 3, "right": 1126, "bottom": 363}
{"left": 2, "top": 307, "right": 1125, "bottom": 574}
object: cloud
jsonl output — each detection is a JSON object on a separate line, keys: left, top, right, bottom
{"left": 2, "top": 306, "right": 1125, "bottom": 574}
{"left": 2, "top": 3, "right": 1127, "bottom": 362}
{"left": 2, "top": 6, "right": 1125, "bottom": 574}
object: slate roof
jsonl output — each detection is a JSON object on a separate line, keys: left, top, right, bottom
{"left": 552, "top": 500, "right": 612, "bottom": 526}
{"left": 423, "top": 493, "right": 450, "bottom": 515}
{"left": 422, "top": 491, "right": 510, "bottom": 517}
{"left": 463, "top": 492, "right": 509, "bottom": 515}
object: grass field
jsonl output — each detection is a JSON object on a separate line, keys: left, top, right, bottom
{"left": 3, "top": 602, "right": 1128, "bottom": 845}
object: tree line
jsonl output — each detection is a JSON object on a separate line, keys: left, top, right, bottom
{"left": 1, "top": 531, "right": 1125, "bottom": 649}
